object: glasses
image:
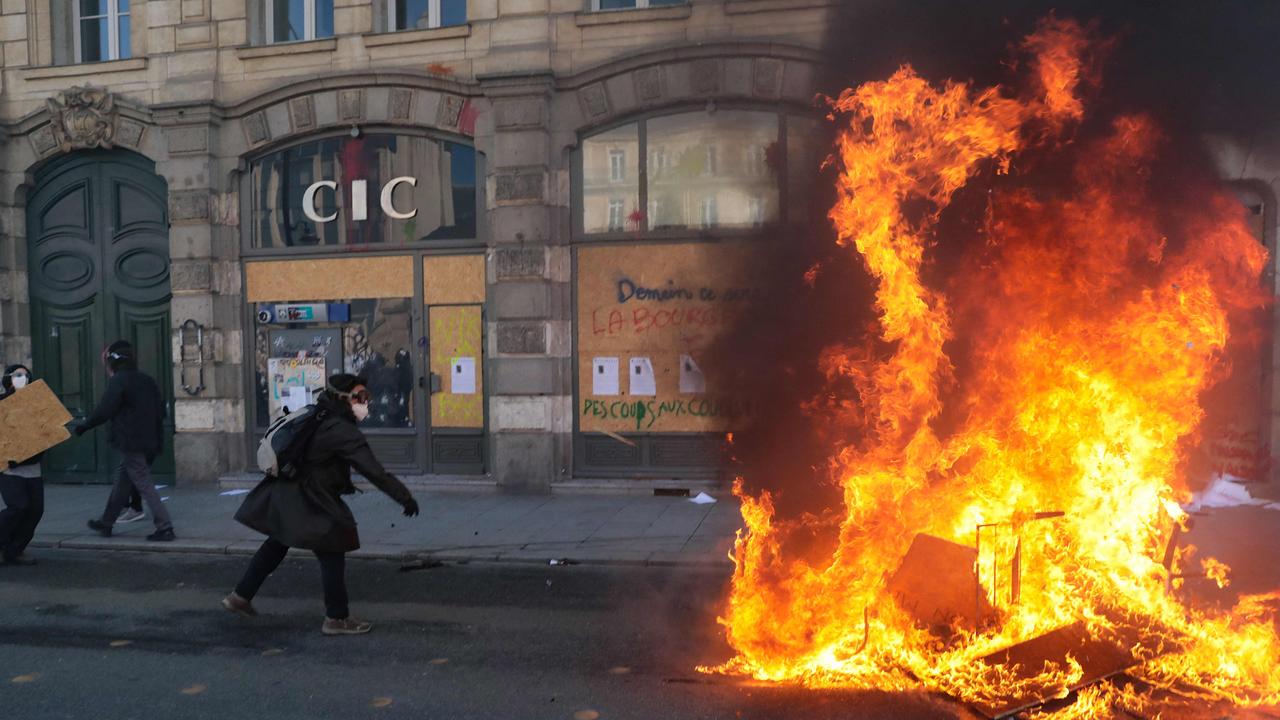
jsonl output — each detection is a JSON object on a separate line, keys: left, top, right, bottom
{"left": 349, "top": 389, "right": 371, "bottom": 403}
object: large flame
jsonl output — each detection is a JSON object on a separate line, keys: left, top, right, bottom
{"left": 712, "top": 17, "right": 1280, "bottom": 714}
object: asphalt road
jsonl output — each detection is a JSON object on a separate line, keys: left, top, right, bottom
{"left": 0, "top": 550, "right": 969, "bottom": 720}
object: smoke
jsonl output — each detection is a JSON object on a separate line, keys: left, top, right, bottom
{"left": 710, "top": 1, "right": 1279, "bottom": 516}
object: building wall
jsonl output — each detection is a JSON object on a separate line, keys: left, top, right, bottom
{"left": 0, "top": 0, "right": 836, "bottom": 488}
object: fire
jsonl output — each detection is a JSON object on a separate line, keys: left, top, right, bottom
{"left": 710, "top": 17, "right": 1280, "bottom": 715}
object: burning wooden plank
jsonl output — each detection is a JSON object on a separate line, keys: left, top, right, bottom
{"left": 887, "top": 533, "right": 994, "bottom": 631}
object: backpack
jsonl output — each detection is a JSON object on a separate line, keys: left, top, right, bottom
{"left": 257, "top": 405, "right": 329, "bottom": 479}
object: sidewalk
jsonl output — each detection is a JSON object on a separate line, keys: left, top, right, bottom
{"left": 27, "top": 483, "right": 741, "bottom": 568}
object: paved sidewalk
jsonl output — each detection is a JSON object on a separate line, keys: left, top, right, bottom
{"left": 27, "top": 483, "right": 740, "bottom": 568}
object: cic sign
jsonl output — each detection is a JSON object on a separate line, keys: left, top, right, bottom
{"left": 302, "top": 178, "right": 418, "bottom": 223}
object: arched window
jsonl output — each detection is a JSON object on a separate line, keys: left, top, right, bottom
{"left": 247, "top": 131, "right": 479, "bottom": 249}
{"left": 577, "top": 108, "right": 823, "bottom": 236}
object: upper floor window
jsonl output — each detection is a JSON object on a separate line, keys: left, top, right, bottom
{"left": 248, "top": 132, "right": 479, "bottom": 250}
{"left": 75, "top": 0, "right": 130, "bottom": 62}
{"left": 267, "top": 0, "right": 333, "bottom": 43}
{"left": 592, "top": 0, "right": 686, "bottom": 9}
{"left": 387, "top": 0, "right": 466, "bottom": 31}
{"left": 580, "top": 109, "right": 811, "bottom": 235}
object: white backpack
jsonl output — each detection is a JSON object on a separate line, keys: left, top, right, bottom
{"left": 256, "top": 405, "right": 325, "bottom": 478}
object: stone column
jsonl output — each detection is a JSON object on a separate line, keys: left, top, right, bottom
{"left": 480, "top": 73, "right": 570, "bottom": 492}
{"left": 0, "top": 164, "right": 31, "bottom": 369}
{"left": 155, "top": 107, "right": 246, "bottom": 485}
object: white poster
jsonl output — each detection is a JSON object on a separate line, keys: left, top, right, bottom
{"left": 451, "top": 356, "right": 477, "bottom": 394}
{"left": 628, "top": 357, "right": 657, "bottom": 397}
{"left": 679, "top": 354, "right": 706, "bottom": 394}
{"left": 592, "top": 357, "right": 620, "bottom": 396}
{"left": 267, "top": 356, "right": 326, "bottom": 419}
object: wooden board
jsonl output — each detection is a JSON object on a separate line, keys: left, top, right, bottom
{"left": 887, "top": 534, "right": 993, "bottom": 630}
{"left": 245, "top": 256, "right": 415, "bottom": 301}
{"left": 576, "top": 242, "right": 757, "bottom": 433}
{"left": 424, "top": 254, "right": 485, "bottom": 305}
{"left": 0, "top": 380, "right": 73, "bottom": 464}
{"left": 430, "top": 305, "right": 483, "bottom": 428}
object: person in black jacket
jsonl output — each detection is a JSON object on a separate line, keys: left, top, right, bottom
{"left": 0, "top": 364, "right": 45, "bottom": 566}
{"left": 75, "top": 340, "right": 175, "bottom": 542}
{"left": 225, "top": 373, "right": 420, "bottom": 635}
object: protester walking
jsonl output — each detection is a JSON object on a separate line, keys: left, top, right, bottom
{"left": 76, "top": 340, "right": 175, "bottom": 542}
{"left": 0, "top": 365, "right": 45, "bottom": 566}
{"left": 225, "top": 373, "right": 420, "bottom": 635}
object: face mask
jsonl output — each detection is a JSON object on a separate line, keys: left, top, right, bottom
{"left": 10, "top": 375, "right": 28, "bottom": 389}
{"left": 352, "top": 403, "right": 370, "bottom": 422}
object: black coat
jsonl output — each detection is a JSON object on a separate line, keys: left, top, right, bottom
{"left": 79, "top": 369, "right": 165, "bottom": 455}
{"left": 235, "top": 396, "right": 414, "bottom": 553}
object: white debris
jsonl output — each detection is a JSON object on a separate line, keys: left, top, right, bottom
{"left": 1185, "top": 475, "right": 1278, "bottom": 512}
{"left": 689, "top": 492, "right": 717, "bottom": 505}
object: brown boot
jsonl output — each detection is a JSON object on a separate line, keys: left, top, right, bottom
{"left": 221, "top": 592, "right": 258, "bottom": 617}
{"left": 321, "top": 617, "right": 372, "bottom": 635}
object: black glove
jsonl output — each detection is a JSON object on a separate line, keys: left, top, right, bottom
{"left": 402, "top": 498, "right": 420, "bottom": 518}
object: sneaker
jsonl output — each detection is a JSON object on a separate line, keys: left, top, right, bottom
{"left": 321, "top": 617, "right": 372, "bottom": 636}
{"left": 117, "top": 508, "right": 146, "bottom": 523}
{"left": 221, "top": 592, "right": 258, "bottom": 617}
{"left": 86, "top": 519, "right": 112, "bottom": 537}
{"left": 146, "top": 529, "right": 176, "bottom": 542}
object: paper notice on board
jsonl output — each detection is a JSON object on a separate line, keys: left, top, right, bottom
{"left": 451, "top": 356, "right": 477, "bottom": 394}
{"left": 282, "top": 386, "right": 312, "bottom": 413}
{"left": 679, "top": 354, "right": 706, "bottom": 394}
{"left": 628, "top": 357, "right": 657, "bottom": 396}
{"left": 592, "top": 357, "right": 620, "bottom": 396}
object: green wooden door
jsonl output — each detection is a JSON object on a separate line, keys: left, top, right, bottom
{"left": 27, "top": 151, "right": 175, "bottom": 483}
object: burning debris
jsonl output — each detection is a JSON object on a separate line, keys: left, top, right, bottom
{"left": 704, "top": 16, "right": 1280, "bottom": 718}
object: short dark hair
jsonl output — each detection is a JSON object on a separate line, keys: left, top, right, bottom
{"left": 326, "top": 373, "right": 367, "bottom": 395}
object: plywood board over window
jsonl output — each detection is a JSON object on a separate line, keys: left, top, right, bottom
{"left": 429, "top": 305, "right": 483, "bottom": 428}
{"left": 423, "top": 254, "right": 485, "bottom": 305}
{"left": 575, "top": 242, "right": 757, "bottom": 434}
{"left": 245, "top": 256, "right": 415, "bottom": 302}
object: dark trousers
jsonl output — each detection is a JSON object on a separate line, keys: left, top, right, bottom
{"left": 99, "top": 452, "right": 173, "bottom": 532}
{"left": 0, "top": 474, "right": 44, "bottom": 560}
{"left": 234, "top": 538, "right": 349, "bottom": 620}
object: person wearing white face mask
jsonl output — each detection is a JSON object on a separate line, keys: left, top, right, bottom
{"left": 225, "top": 373, "right": 420, "bottom": 635}
{"left": 0, "top": 364, "right": 45, "bottom": 566}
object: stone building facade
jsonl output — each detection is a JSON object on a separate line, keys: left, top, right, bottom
{"left": 0, "top": 0, "right": 837, "bottom": 490}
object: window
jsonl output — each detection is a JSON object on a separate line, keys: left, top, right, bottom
{"left": 581, "top": 124, "right": 639, "bottom": 234}
{"left": 387, "top": 0, "right": 466, "bottom": 31}
{"left": 254, "top": 298, "right": 416, "bottom": 428}
{"left": 699, "top": 197, "right": 717, "bottom": 228}
{"left": 75, "top": 0, "right": 130, "bottom": 62}
{"left": 266, "top": 0, "right": 333, "bottom": 43}
{"left": 248, "top": 133, "right": 478, "bottom": 249}
{"left": 608, "top": 149, "right": 626, "bottom": 183}
{"left": 608, "top": 199, "right": 626, "bottom": 231}
{"left": 592, "top": 0, "right": 686, "bottom": 9}
{"left": 703, "top": 145, "right": 718, "bottom": 177}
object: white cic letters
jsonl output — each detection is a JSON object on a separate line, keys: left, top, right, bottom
{"left": 302, "top": 177, "right": 419, "bottom": 224}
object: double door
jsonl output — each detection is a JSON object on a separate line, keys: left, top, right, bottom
{"left": 27, "top": 151, "right": 175, "bottom": 483}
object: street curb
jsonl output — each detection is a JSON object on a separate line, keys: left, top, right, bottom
{"left": 28, "top": 537, "right": 733, "bottom": 570}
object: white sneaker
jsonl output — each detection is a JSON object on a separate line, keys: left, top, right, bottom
{"left": 117, "top": 508, "right": 146, "bottom": 523}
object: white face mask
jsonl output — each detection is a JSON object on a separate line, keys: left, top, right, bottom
{"left": 10, "top": 374, "right": 28, "bottom": 390}
{"left": 352, "top": 402, "right": 370, "bottom": 422}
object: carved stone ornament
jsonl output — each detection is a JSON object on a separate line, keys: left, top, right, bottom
{"left": 46, "top": 87, "right": 117, "bottom": 152}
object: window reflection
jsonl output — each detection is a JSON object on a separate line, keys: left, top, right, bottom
{"left": 645, "top": 110, "right": 779, "bottom": 230}
{"left": 250, "top": 133, "right": 477, "bottom": 249}
{"left": 582, "top": 124, "right": 640, "bottom": 233}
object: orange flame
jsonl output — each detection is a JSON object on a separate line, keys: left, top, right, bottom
{"left": 710, "top": 17, "right": 1279, "bottom": 713}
